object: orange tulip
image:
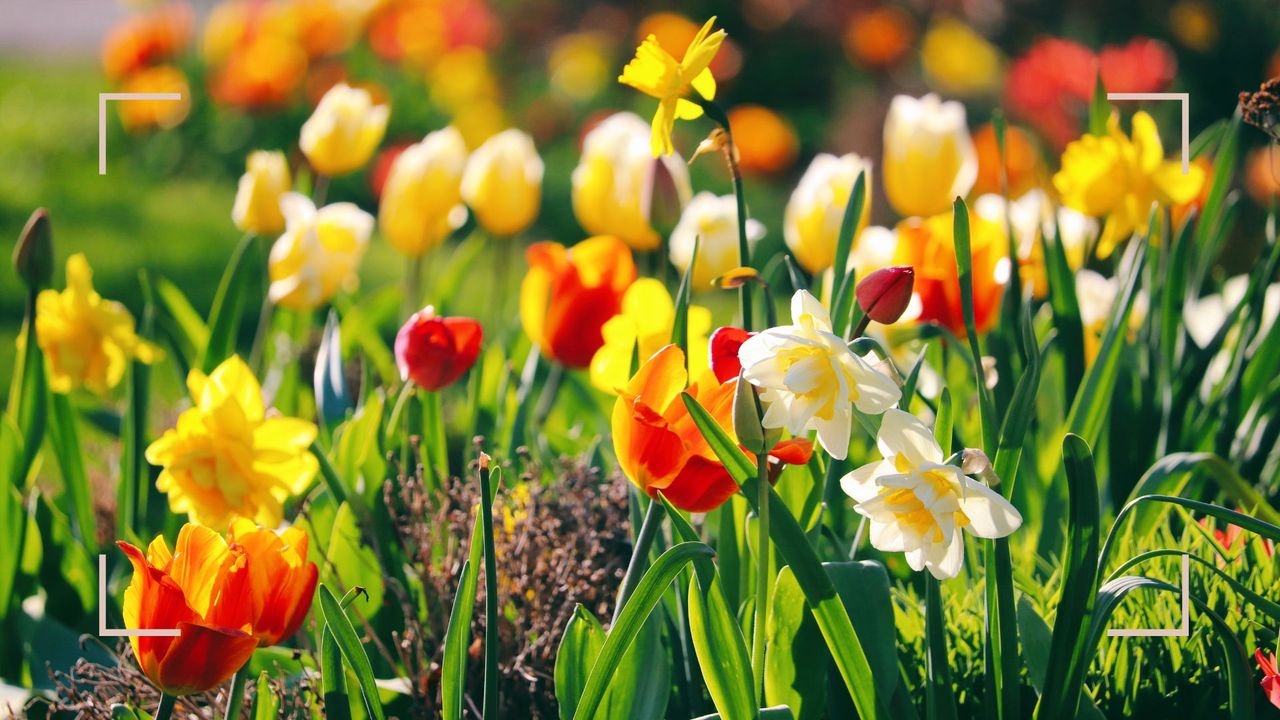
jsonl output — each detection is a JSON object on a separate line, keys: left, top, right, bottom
{"left": 117, "top": 525, "right": 258, "bottom": 696}
{"left": 228, "top": 518, "right": 318, "bottom": 647}
{"left": 894, "top": 211, "right": 1006, "bottom": 336}
{"left": 102, "top": 3, "right": 194, "bottom": 82}
{"left": 520, "top": 236, "right": 636, "bottom": 368}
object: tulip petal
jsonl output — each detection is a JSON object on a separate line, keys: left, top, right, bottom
{"left": 156, "top": 621, "right": 259, "bottom": 696}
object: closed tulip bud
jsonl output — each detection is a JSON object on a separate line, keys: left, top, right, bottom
{"left": 379, "top": 126, "right": 469, "bottom": 256}
{"left": 299, "top": 83, "right": 390, "bottom": 177}
{"left": 572, "top": 112, "right": 691, "bottom": 251}
{"left": 856, "top": 265, "right": 915, "bottom": 324}
{"left": 232, "top": 150, "right": 291, "bottom": 235}
{"left": 784, "top": 153, "right": 872, "bottom": 274}
{"left": 395, "top": 306, "right": 483, "bottom": 391}
{"left": 461, "top": 129, "right": 543, "bottom": 237}
{"left": 882, "top": 94, "right": 977, "bottom": 218}
{"left": 14, "top": 208, "right": 52, "bottom": 288}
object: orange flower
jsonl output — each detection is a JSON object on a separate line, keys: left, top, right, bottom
{"left": 971, "top": 122, "right": 1042, "bottom": 198}
{"left": 227, "top": 519, "right": 318, "bottom": 647}
{"left": 209, "top": 34, "right": 309, "bottom": 110}
{"left": 1245, "top": 147, "right": 1280, "bottom": 208}
{"left": 117, "top": 525, "right": 258, "bottom": 696}
{"left": 894, "top": 210, "right": 1006, "bottom": 336}
{"left": 118, "top": 66, "right": 192, "bottom": 132}
{"left": 102, "top": 3, "right": 194, "bottom": 82}
{"left": 842, "top": 6, "right": 915, "bottom": 69}
{"left": 726, "top": 105, "right": 798, "bottom": 174}
{"left": 520, "top": 236, "right": 636, "bottom": 368}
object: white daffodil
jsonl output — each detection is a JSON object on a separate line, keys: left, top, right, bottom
{"left": 738, "top": 289, "right": 900, "bottom": 459}
{"left": 841, "top": 409, "right": 1022, "bottom": 579}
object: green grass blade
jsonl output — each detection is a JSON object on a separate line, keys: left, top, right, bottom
{"left": 317, "top": 583, "right": 386, "bottom": 720}
{"left": 250, "top": 671, "right": 278, "bottom": 720}
{"left": 201, "top": 232, "right": 256, "bottom": 373}
{"left": 47, "top": 392, "right": 96, "bottom": 552}
{"left": 952, "top": 198, "right": 998, "bottom": 449}
{"left": 441, "top": 558, "right": 479, "bottom": 720}
{"left": 478, "top": 457, "right": 500, "bottom": 718}
{"left": 830, "top": 171, "right": 867, "bottom": 337}
{"left": 320, "top": 624, "right": 353, "bottom": 720}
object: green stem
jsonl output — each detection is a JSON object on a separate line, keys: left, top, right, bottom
{"left": 404, "top": 252, "right": 425, "bottom": 321}
{"left": 247, "top": 236, "right": 273, "bottom": 373}
{"left": 612, "top": 497, "right": 666, "bottom": 625}
{"left": 532, "top": 363, "right": 564, "bottom": 428}
{"left": 752, "top": 452, "right": 769, "bottom": 697}
{"left": 693, "top": 95, "right": 753, "bottom": 331}
{"left": 223, "top": 667, "right": 247, "bottom": 720}
{"left": 421, "top": 388, "right": 449, "bottom": 485}
{"left": 478, "top": 457, "right": 500, "bottom": 718}
{"left": 154, "top": 693, "right": 176, "bottom": 720}
{"left": 312, "top": 174, "right": 330, "bottom": 206}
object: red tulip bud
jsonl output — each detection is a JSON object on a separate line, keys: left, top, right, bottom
{"left": 709, "top": 326, "right": 754, "bottom": 383}
{"left": 855, "top": 265, "right": 914, "bottom": 325}
{"left": 395, "top": 306, "right": 483, "bottom": 391}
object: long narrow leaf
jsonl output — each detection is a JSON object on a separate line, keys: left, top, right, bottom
{"left": 317, "top": 584, "right": 386, "bottom": 720}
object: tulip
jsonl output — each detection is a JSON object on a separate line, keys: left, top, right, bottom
{"left": 1257, "top": 648, "right": 1280, "bottom": 709}
{"left": 118, "top": 65, "right": 192, "bottom": 132}
{"left": 147, "top": 356, "right": 318, "bottom": 528}
{"left": 520, "top": 236, "right": 636, "bottom": 368}
{"left": 460, "top": 129, "right": 543, "bottom": 237}
{"left": 379, "top": 126, "right": 470, "bottom": 256}
{"left": 669, "top": 192, "right": 766, "bottom": 289}
{"left": 117, "top": 525, "right": 259, "bottom": 696}
{"left": 784, "top": 153, "right": 873, "bottom": 274}
{"left": 35, "top": 254, "right": 160, "bottom": 394}
{"left": 13, "top": 208, "right": 52, "bottom": 288}
{"left": 892, "top": 210, "right": 1006, "bottom": 336}
{"left": 841, "top": 409, "right": 1022, "bottom": 579}
{"left": 882, "top": 93, "right": 978, "bottom": 218}
{"left": 708, "top": 325, "right": 753, "bottom": 383}
{"left": 572, "top": 112, "right": 692, "bottom": 251}
{"left": 738, "top": 290, "right": 901, "bottom": 459}
{"left": 227, "top": 518, "right": 318, "bottom": 647}
{"left": 267, "top": 193, "right": 373, "bottom": 311}
{"left": 856, "top": 265, "right": 915, "bottom": 325}
{"left": 299, "top": 83, "right": 389, "bottom": 177}
{"left": 972, "top": 191, "right": 1094, "bottom": 300}
{"left": 232, "top": 150, "right": 292, "bottom": 235}
{"left": 726, "top": 104, "right": 798, "bottom": 174}
{"left": 589, "top": 278, "right": 711, "bottom": 395}
{"left": 395, "top": 306, "right": 483, "bottom": 391}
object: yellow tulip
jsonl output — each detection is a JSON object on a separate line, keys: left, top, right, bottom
{"left": 35, "top": 254, "right": 159, "bottom": 395}
{"left": 572, "top": 112, "right": 692, "bottom": 252}
{"left": 920, "top": 18, "right": 1004, "bottom": 97}
{"left": 882, "top": 93, "right": 977, "bottom": 218}
{"left": 972, "top": 191, "right": 1094, "bottom": 299}
{"left": 589, "top": 278, "right": 711, "bottom": 395}
{"left": 783, "top": 153, "right": 873, "bottom": 274}
{"left": 379, "top": 126, "right": 469, "bottom": 256}
{"left": 299, "top": 82, "right": 389, "bottom": 176}
{"left": 460, "top": 128, "right": 543, "bottom": 237}
{"left": 669, "top": 192, "right": 766, "bottom": 289}
{"left": 232, "top": 150, "right": 291, "bottom": 235}
{"left": 146, "top": 356, "right": 318, "bottom": 528}
{"left": 618, "top": 16, "right": 726, "bottom": 156}
{"left": 268, "top": 192, "right": 373, "bottom": 311}
{"left": 1053, "top": 111, "right": 1204, "bottom": 258}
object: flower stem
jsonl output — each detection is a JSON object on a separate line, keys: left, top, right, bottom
{"left": 532, "top": 362, "right": 564, "bottom": 429}
{"left": 693, "top": 95, "right": 753, "bottom": 331}
{"left": 154, "top": 693, "right": 176, "bottom": 720}
{"left": 752, "top": 451, "right": 770, "bottom": 696}
{"left": 312, "top": 174, "right": 330, "bottom": 206}
{"left": 612, "top": 496, "right": 665, "bottom": 625}
{"left": 223, "top": 667, "right": 247, "bottom": 720}
{"left": 478, "top": 455, "right": 500, "bottom": 719}
{"left": 404, "top": 252, "right": 425, "bottom": 321}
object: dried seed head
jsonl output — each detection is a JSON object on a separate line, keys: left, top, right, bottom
{"left": 1240, "top": 77, "right": 1280, "bottom": 140}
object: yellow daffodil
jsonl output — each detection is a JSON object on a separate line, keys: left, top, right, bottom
{"left": 1053, "top": 111, "right": 1205, "bottom": 258}
{"left": 882, "top": 93, "right": 977, "bottom": 218}
{"left": 35, "top": 253, "right": 159, "bottom": 394}
{"left": 1076, "top": 269, "right": 1148, "bottom": 363}
{"left": 618, "top": 16, "right": 726, "bottom": 156}
{"left": 739, "top": 290, "right": 901, "bottom": 459}
{"left": 268, "top": 193, "right": 373, "bottom": 311}
{"left": 146, "top": 355, "right": 318, "bottom": 528}
{"left": 379, "top": 126, "right": 469, "bottom": 256}
{"left": 572, "top": 111, "right": 692, "bottom": 251}
{"left": 299, "top": 82, "right": 389, "bottom": 177}
{"left": 841, "top": 409, "right": 1022, "bottom": 579}
{"left": 669, "top": 192, "right": 766, "bottom": 289}
{"left": 784, "top": 152, "right": 873, "bottom": 274}
{"left": 232, "top": 150, "right": 292, "bottom": 235}
{"left": 589, "top": 278, "right": 711, "bottom": 395}
{"left": 460, "top": 129, "right": 543, "bottom": 237}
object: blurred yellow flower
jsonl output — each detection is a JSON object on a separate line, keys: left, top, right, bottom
{"left": 920, "top": 18, "right": 1003, "bottom": 96}
{"left": 549, "top": 32, "right": 612, "bottom": 102}
{"left": 882, "top": 93, "right": 977, "bottom": 218}
{"left": 784, "top": 152, "right": 873, "bottom": 274}
{"left": 1076, "top": 269, "right": 1148, "bottom": 362}
{"left": 146, "top": 356, "right": 318, "bottom": 527}
{"left": 460, "top": 128, "right": 543, "bottom": 237}
{"left": 35, "top": 254, "right": 159, "bottom": 395}
{"left": 233, "top": 150, "right": 292, "bottom": 235}
{"left": 299, "top": 82, "right": 389, "bottom": 176}
{"left": 379, "top": 126, "right": 469, "bottom": 256}
{"left": 1053, "top": 111, "right": 1204, "bottom": 258}
{"left": 669, "top": 192, "right": 766, "bottom": 289}
{"left": 589, "top": 278, "right": 712, "bottom": 395}
{"left": 268, "top": 193, "right": 373, "bottom": 310}
{"left": 118, "top": 65, "right": 191, "bottom": 132}
{"left": 619, "top": 16, "right": 726, "bottom": 156}
{"left": 972, "top": 191, "right": 1094, "bottom": 299}
{"left": 572, "top": 112, "right": 691, "bottom": 252}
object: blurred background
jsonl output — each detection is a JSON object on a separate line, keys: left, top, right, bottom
{"left": 1, "top": 0, "right": 1278, "bottom": 385}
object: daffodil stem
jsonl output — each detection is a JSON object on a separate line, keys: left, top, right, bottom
{"left": 613, "top": 495, "right": 665, "bottom": 625}
{"left": 223, "top": 667, "right": 247, "bottom": 720}
{"left": 695, "top": 94, "right": 754, "bottom": 331}
{"left": 752, "top": 451, "right": 770, "bottom": 696}
{"left": 154, "top": 693, "right": 176, "bottom": 720}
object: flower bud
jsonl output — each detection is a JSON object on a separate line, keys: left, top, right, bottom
{"left": 13, "top": 208, "right": 52, "bottom": 288}
{"left": 461, "top": 128, "right": 543, "bottom": 237}
{"left": 395, "top": 306, "right": 483, "bottom": 391}
{"left": 855, "top": 265, "right": 914, "bottom": 324}
{"left": 732, "top": 374, "right": 767, "bottom": 455}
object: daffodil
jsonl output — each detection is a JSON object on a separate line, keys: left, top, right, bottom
{"left": 618, "top": 16, "right": 726, "bottom": 156}
{"left": 841, "top": 409, "right": 1021, "bottom": 579}
{"left": 146, "top": 356, "right": 319, "bottom": 528}
{"left": 589, "top": 278, "right": 711, "bottom": 394}
{"left": 35, "top": 253, "right": 159, "bottom": 394}
{"left": 1053, "top": 111, "right": 1205, "bottom": 258}
{"left": 738, "top": 290, "right": 901, "bottom": 459}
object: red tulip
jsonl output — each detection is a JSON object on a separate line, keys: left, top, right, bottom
{"left": 395, "top": 306, "right": 483, "bottom": 391}
{"left": 1256, "top": 648, "right": 1280, "bottom": 709}
{"left": 856, "top": 265, "right": 915, "bottom": 325}
{"left": 709, "top": 326, "right": 754, "bottom": 383}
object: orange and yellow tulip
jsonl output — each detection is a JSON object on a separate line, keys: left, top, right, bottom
{"left": 893, "top": 210, "right": 1006, "bottom": 336}
{"left": 227, "top": 518, "right": 318, "bottom": 647}
{"left": 520, "top": 236, "right": 636, "bottom": 368}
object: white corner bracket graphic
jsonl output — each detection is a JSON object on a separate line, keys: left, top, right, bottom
{"left": 1106, "top": 92, "right": 1190, "bottom": 174}
{"left": 98, "top": 554, "right": 182, "bottom": 638}
{"left": 1106, "top": 554, "right": 1191, "bottom": 638}
{"left": 98, "top": 92, "right": 183, "bottom": 175}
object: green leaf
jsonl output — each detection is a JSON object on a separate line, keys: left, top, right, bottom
{"left": 10, "top": 300, "right": 47, "bottom": 486}
{"left": 47, "top": 392, "right": 96, "bottom": 552}
{"left": 692, "top": 707, "right": 796, "bottom": 720}
{"left": 1106, "top": 549, "right": 1280, "bottom": 624}
{"left": 1043, "top": 214, "right": 1085, "bottom": 394}
{"left": 765, "top": 561, "right": 828, "bottom": 720}
{"left": 152, "top": 275, "right": 208, "bottom": 370}
{"left": 478, "top": 458, "right": 500, "bottom": 718}
{"left": 201, "top": 232, "right": 257, "bottom": 372}
{"left": 952, "top": 198, "right": 997, "bottom": 449}
{"left": 0, "top": 419, "right": 26, "bottom": 623}
{"left": 119, "top": 271, "right": 155, "bottom": 538}
{"left": 830, "top": 170, "right": 868, "bottom": 337}
{"left": 1087, "top": 72, "right": 1109, "bottom": 137}
{"left": 324, "top": 502, "right": 384, "bottom": 615}
{"left": 1124, "top": 452, "right": 1280, "bottom": 539}
{"left": 317, "top": 583, "right": 386, "bottom": 720}
{"left": 1015, "top": 599, "right": 1104, "bottom": 720}
{"left": 251, "top": 671, "right": 278, "bottom": 720}
{"left": 441, "top": 558, "right": 479, "bottom": 720}
{"left": 555, "top": 604, "right": 607, "bottom": 720}
{"left": 320, "top": 624, "right": 353, "bottom": 720}
{"left": 672, "top": 235, "right": 697, "bottom": 362}
{"left": 1100, "top": 494, "right": 1280, "bottom": 575}
{"left": 1190, "top": 111, "right": 1242, "bottom": 289}
{"left": 923, "top": 575, "right": 957, "bottom": 720}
